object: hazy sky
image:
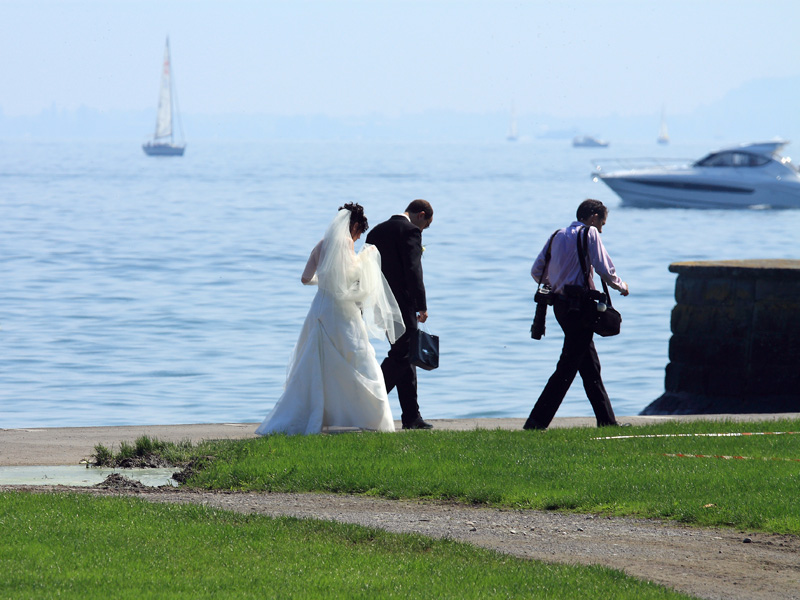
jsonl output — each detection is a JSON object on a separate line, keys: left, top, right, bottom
{"left": 2, "top": 0, "right": 797, "bottom": 118}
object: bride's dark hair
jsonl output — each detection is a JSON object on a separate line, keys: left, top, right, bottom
{"left": 340, "top": 202, "right": 369, "bottom": 233}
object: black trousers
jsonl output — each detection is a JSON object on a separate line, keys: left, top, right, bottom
{"left": 525, "top": 298, "right": 617, "bottom": 429}
{"left": 381, "top": 321, "right": 421, "bottom": 426}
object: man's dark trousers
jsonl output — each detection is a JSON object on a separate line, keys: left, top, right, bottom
{"left": 525, "top": 298, "right": 617, "bottom": 429}
{"left": 381, "top": 313, "right": 421, "bottom": 426}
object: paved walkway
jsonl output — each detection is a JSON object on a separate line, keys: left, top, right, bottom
{"left": 2, "top": 414, "right": 798, "bottom": 466}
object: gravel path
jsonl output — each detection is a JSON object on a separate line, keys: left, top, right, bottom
{"left": 5, "top": 485, "right": 799, "bottom": 600}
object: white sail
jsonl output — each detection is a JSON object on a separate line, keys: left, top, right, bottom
{"left": 507, "top": 105, "right": 518, "bottom": 141}
{"left": 154, "top": 39, "right": 173, "bottom": 140}
{"left": 657, "top": 107, "right": 669, "bottom": 144}
{"left": 143, "top": 37, "right": 184, "bottom": 156}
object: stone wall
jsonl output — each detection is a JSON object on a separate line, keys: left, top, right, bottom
{"left": 641, "top": 259, "right": 800, "bottom": 415}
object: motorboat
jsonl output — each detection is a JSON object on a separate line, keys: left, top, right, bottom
{"left": 593, "top": 140, "right": 800, "bottom": 209}
{"left": 573, "top": 135, "right": 609, "bottom": 148}
{"left": 143, "top": 37, "right": 186, "bottom": 157}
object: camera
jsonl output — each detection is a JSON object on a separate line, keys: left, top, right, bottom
{"left": 586, "top": 289, "right": 607, "bottom": 312}
{"left": 531, "top": 285, "right": 552, "bottom": 340}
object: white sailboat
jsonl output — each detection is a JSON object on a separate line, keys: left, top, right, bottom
{"left": 657, "top": 107, "right": 669, "bottom": 145}
{"left": 507, "top": 105, "right": 518, "bottom": 141}
{"left": 143, "top": 37, "right": 185, "bottom": 156}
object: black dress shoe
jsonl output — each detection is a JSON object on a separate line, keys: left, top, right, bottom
{"left": 402, "top": 417, "right": 433, "bottom": 430}
{"left": 523, "top": 419, "right": 546, "bottom": 430}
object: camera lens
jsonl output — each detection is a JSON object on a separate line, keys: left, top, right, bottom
{"left": 531, "top": 301, "right": 547, "bottom": 339}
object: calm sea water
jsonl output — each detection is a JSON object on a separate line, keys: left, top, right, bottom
{"left": 2, "top": 139, "right": 799, "bottom": 429}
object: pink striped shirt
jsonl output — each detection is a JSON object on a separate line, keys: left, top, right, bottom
{"left": 531, "top": 221, "right": 627, "bottom": 295}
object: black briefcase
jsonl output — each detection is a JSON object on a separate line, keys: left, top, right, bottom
{"left": 410, "top": 327, "right": 439, "bottom": 371}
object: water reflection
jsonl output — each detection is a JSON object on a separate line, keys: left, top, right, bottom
{"left": 0, "top": 465, "right": 178, "bottom": 487}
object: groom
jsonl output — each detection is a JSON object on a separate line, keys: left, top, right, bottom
{"left": 366, "top": 199, "right": 434, "bottom": 430}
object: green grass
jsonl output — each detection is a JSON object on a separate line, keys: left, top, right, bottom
{"left": 181, "top": 419, "right": 800, "bottom": 534}
{"left": 0, "top": 492, "right": 692, "bottom": 599}
{"left": 93, "top": 435, "right": 208, "bottom": 467}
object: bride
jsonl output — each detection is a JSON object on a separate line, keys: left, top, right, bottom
{"left": 256, "top": 204, "right": 405, "bottom": 435}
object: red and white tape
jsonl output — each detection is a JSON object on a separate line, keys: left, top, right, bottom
{"left": 594, "top": 431, "right": 799, "bottom": 440}
{"left": 663, "top": 453, "right": 800, "bottom": 463}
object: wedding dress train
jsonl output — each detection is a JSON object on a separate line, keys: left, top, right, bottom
{"left": 256, "top": 210, "right": 404, "bottom": 436}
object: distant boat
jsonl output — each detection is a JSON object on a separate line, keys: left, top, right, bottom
{"left": 507, "top": 106, "right": 518, "bottom": 141}
{"left": 143, "top": 37, "right": 185, "bottom": 157}
{"left": 573, "top": 135, "right": 609, "bottom": 148}
{"left": 657, "top": 107, "right": 670, "bottom": 145}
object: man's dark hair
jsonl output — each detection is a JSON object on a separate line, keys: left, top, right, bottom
{"left": 406, "top": 199, "right": 433, "bottom": 218}
{"left": 576, "top": 199, "right": 607, "bottom": 222}
{"left": 339, "top": 202, "right": 369, "bottom": 233}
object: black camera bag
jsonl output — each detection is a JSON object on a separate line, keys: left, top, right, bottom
{"left": 576, "top": 227, "right": 622, "bottom": 337}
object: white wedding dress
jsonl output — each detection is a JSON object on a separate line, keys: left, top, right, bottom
{"left": 256, "top": 209, "right": 405, "bottom": 436}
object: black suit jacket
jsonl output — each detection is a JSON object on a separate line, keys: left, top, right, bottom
{"left": 366, "top": 215, "right": 426, "bottom": 323}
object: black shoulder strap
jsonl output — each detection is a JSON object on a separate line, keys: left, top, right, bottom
{"left": 576, "top": 226, "right": 613, "bottom": 307}
{"left": 576, "top": 226, "right": 591, "bottom": 287}
{"left": 540, "top": 229, "right": 559, "bottom": 284}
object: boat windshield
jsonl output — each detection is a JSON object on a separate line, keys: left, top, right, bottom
{"left": 694, "top": 151, "right": 770, "bottom": 168}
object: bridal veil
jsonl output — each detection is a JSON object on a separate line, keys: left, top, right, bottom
{"left": 317, "top": 208, "right": 405, "bottom": 344}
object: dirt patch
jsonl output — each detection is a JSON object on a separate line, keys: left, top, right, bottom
{"left": 93, "top": 473, "right": 149, "bottom": 490}
{"left": 3, "top": 485, "right": 798, "bottom": 600}
{"left": 171, "top": 457, "right": 215, "bottom": 484}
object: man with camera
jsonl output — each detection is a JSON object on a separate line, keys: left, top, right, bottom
{"left": 524, "top": 199, "right": 629, "bottom": 430}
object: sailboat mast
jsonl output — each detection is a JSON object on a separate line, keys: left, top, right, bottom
{"left": 167, "top": 37, "right": 175, "bottom": 145}
{"left": 154, "top": 37, "right": 173, "bottom": 142}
